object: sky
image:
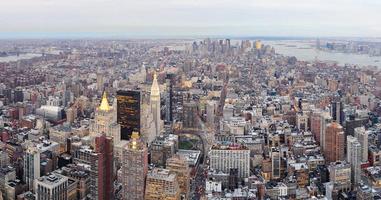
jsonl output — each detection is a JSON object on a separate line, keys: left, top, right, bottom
{"left": 1, "top": 0, "right": 381, "bottom": 38}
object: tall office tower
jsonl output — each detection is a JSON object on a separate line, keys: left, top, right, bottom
{"left": 35, "top": 173, "right": 68, "bottom": 200}
{"left": 347, "top": 136, "right": 362, "bottom": 185}
{"left": 165, "top": 73, "right": 175, "bottom": 123}
{"left": 117, "top": 90, "right": 141, "bottom": 140}
{"left": 345, "top": 115, "right": 367, "bottom": 136}
{"left": 140, "top": 101, "right": 156, "bottom": 145}
{"left": 271, "top": 148, "right": 281, "bottom": 180}
{"left": 311, "top": 110, "right": 322, "bottom": 145}
{"left": 23, "top": 146, "right": 40, "bottom": 191}
{"left": 255, "top": 40, "right": 262, "bottom": 50}
{"left": 324, "top": 122, "right": 345, "bottom": 163}
{"left": 354, "top": 127, "right": 369, "bottom": 162}
{"left": 14, "top": 88, "right": 23, "bottom": 103}
{"left": 90, "top": 92, "right": 121, "bottom": 143}
{"left": 66, "top": 107, "right": 76, "bottom": 124}
{"left": 209, "top": 144, "right": 250, "bottom": 178}
{"left": 331, "top": 100, "right": 344, "bottom": 125}
{"left": 150, "top": 72, "right": 161, "bottom": 137}
{"left": 97, "top": 73, "right": 104, "bottom": 92}
{"left": 320, "top": 112, "right": 332, "bottom": 152}
{"left": 182, "top": 101, "right": 199, "bottom": 129}
{"left": 225, "top": 38, "right": 231, "bottom": 52}
{"left": 206, "top": 100, "right": 218, "bottom": 127}
{"left": 166, "top": 155, "right": 190, "bottom": 199}
{"left": 121, "top": 132, "right": 148, "bottom": 200}
{"left": 90, "top": 134, "right": 114, "bottom": 200}
{"left": 141, "top": 63, "right": 147, "bottom": 83}
{"left": 145, "top": 168, "right": 180, "bottom": 200}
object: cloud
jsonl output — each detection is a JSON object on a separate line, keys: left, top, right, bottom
{"left": 0, "top": 0, "right": 380, "bottom": 37}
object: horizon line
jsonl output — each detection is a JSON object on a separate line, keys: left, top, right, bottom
{"left": 1, "top": 33, "right": 380, "bottom": 40}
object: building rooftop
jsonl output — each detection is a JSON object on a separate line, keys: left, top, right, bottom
{"left": 176, "top": 149, "right": 201, "bottom": 166}
{"left": 147, "top": 168, "right": 176, "bottom": 182}
{"left": 36, "top": 173, "right": 68, "bottom": 187}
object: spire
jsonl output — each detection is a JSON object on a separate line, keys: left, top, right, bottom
{"left": 99, "top": 91, "right": 111, "bottom": 111}
{"left": 150, "top": 71, "right": 160, "bottom": 97}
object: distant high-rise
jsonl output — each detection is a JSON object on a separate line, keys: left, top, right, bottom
{"left": 310, "top": 110, "right": 322, "bottom": 145}
{"left": 331, "top": 101, "right": 344, "bottom": 125}
{"left": 150, "top": 72, "right": 161, "bottom": 137}
{"left": 165, "top": 73, "right": 175, "bottom": 123}
{"left": 354, "top": 127, "right": 369, "bottom": 162}
{"left": 347, "top": 136, "right": 362, "bottom": 185}
{"left": 97, "top": 73, "right": 104, "bottom": 92}
{"left": 324, "top": 122, "right": 345, "bottom": 163}
{"left": 121, "top": 132, "right": 148, "bottom": 200}
{"left": 320, "top": 112, "right": 332, "bottom": 152}
{"left": 182, "top": 101, "right": 199, "bottom": 129}
{"left": 117, "top": 90, "right": 141, "bottom": 140}
{"left": 14, "top": 88, "right": 23, "bottom": 103}
{"left": 271, "top": 148, "right": 281, "bottom": 180}
{"left": 255, "top": 40, "right": 262, "bottom": 50}
{"left": 90, "top": 134, "right": 114, "bottom": 200}
{"left": 23, "top": 146, "right": 40, "bottom": 191}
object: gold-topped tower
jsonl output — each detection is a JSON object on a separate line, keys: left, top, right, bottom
{"left": 99, "top": 91, "right": 111, "bottom": 111}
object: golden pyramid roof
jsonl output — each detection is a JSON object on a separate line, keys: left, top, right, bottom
{"left": 99, "top": 91, "right": 110, "bottom": 111}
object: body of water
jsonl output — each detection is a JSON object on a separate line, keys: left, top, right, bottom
{"left": 265, "top": 40, "right": 381, "bottom": 68}
{"left": 0, "top": 53, "right": 42, "bottom": 63}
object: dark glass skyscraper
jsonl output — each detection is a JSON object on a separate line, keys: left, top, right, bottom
{"left": 331, "top": 100, "right": 344, "bottom": 125}
{"left": 117, "top": 90, "right": 141, "bottom": 140}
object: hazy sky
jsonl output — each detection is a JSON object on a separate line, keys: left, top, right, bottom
{"left": 1, "top": 0, "right": 381, "bottom": 38}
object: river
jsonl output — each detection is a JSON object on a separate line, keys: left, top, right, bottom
{"left": 265, "top": 40, "right": 381, "bottom": 68}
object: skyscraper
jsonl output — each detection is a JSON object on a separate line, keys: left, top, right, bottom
{"left": 121, "top": 132, "right": 148, "bottom": 200}
{"left": 117, "top": 90, "right": 141, "bottom": 140}
{"left": 271, "top": 148, "right": 281, "bottom": 180}
{"left": 331, "top": 100, "right": 344, "bottom": 125}
{"left": 354, "top": 127, "right": 369, "bottom": 162}
{"left": 324, "top": 122, "right": 345, "bottom": 163}
{"left": 90, "top": 134, "right": 114, "bottom": 200}
{"left": 320, "top": 112, "right": 332, "bottom": 152}
{"left": 23, "top": 146, "right": 40, "bottom": 191}
{"left": 165, "top": 73, "right": 175, "bottom": 123}
{"left": 310, "top": 110, "right": 322, "bottom": 145}
{"left": 150, "top": 72, "right": 161, "bottom": 137}
{"left": 90, "top": 92, "right": 120, "bottom": 143}
{"left": 97, "top": 73, "right": 104, "bottom": 92}
{"left": 347, "top": 136, "right": 362, "bottom": 185}
{"left": 182, "top": 101, "right": 199, "bottom": 129}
